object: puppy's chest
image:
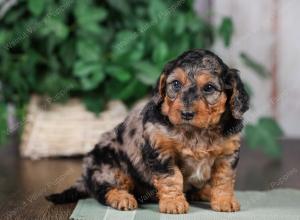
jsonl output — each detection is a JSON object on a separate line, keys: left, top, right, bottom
{"left": 178, "top": 146, "right": 215, "bottom": 189}
{"left": 174, "top": 133, "right": 225, "bottom": 189}
{"left": 158, "top": 128, "right": 240, "bottom": 188}
{"left": 175, "top": 133, "right": 240, "bottom": 189}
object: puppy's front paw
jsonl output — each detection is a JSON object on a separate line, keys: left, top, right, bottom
{"left": 211, "top": 196, "right": 240, "bottom": 212}
{"left": 106, "top": 189, "right": 138, "bottom": 211}
{"left": 159, "top": 196, "right": 189, "bottom": 214}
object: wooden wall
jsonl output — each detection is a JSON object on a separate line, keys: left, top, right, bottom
{"left": 212, "top": 0, "right": 300, "bottom": 137}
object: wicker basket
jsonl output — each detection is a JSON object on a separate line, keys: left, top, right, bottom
{"left": 20, "top": 95, "right": 128, "bottom": 159}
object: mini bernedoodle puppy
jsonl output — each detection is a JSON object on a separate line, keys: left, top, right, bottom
{"left": 46, "top": 49, "right": 249, "bottom": 214}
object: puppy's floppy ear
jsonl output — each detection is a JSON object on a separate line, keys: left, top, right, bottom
{"left": 223, "top": 68, "right": 249, "bottom": 119}
{"left": 153, "top": 73, "right": 167, "bottom": 104}
{"left": 153, "top": 60, "right": 176, "bottom": 104}
{"left": 220, "top": 68, "right": 249, "bottom": 136}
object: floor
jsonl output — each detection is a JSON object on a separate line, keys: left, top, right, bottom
{"left": 0, "top": 137, "right": 299, "bottom": 220}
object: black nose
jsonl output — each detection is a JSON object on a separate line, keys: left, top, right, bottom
{"left": 181, "top": 111, "right": 195, "bottom": 120}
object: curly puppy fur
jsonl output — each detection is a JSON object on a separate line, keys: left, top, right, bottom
{"left": 46, "top": 49, "right": 249, "bottom": 214}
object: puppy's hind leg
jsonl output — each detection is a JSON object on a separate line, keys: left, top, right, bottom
{"left": 84, "top": 147, "right": 138, "bottom": 211}
{"left": 105, "top": 169, "right": 138, "bottom": 211}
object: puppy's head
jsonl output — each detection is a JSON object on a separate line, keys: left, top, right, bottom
{"left": 154, "top": 49, "right": 249, "bottom": 133}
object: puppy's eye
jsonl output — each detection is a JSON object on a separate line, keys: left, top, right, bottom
{"left": 203, "top": 83, "right": 216, "bottom": 94}
{"left": 172, "top": 80, "right": 182, "bottom": 91}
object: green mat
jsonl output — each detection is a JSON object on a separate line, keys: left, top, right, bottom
{"left": 70, "top": 189, "right": 300, "bottom": 220}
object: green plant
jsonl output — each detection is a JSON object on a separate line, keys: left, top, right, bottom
{"left": 0, "top": 0, "right": 216, "bottom": 140}
{"left": 0, "top": 0, "right": 283, "bottom": 157}
{"left": 245, "top": 117, "right": 283, "bottom": 157}
{"left": 240, "top": 53, "right": 284, "bottom": 158}
{"left": 0, "top": 0, "right": 215, "bottom": 108}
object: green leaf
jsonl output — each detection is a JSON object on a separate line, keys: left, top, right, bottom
{"left": 175, "top": 15, "right": 186, "bottom": 35}
{"left": 245, "top": 117, "right": 283, "bottom": 158}
{"left": 153, "top": 41, "right": 168, "bottom": 64}
{"left": 28, "top": 0, "right": 45, "bottom": 16}
{"left": 218, "top": 17, "right": 234, "bottom": 47}
{"left": 105, "top": 79, "right": 147, "bottom": 102}
{"left": 186, "top": 13, "right": 206, "bottom": 32}
{"left": 113, "top": 31, "right": 136, "bottom": 52}
{"left": 106, "top": 66, "right": 131, "bottom": 82}
{"left": 259, "top": 117, "right": 284, "bottom": 137}
{"left": 40, "top": 18, "right": 69, "bottom": 39}
{"left": 107, "top": 0, "right": 130, "bottom": 15}
{"left": 128, "top": 42, "right": 144, "bottom": 62}
{"left": 59, "top": 40, "right": 76, "bottom": 68}
{"left": 172, "top": 34, "right": 190, "bottom": 56}
{"left": 74, "top": 61, "right": 97, "bottom": 77}
{"left": 2, "top": 7, "right": 26, "bottom": 23}
{"left": 74, "top": 61, "right": 104, "bottom": 91}
{"left": 83, "top": 96, "right": 104, "bottom": 115}
{"left": 134, "top": 62, "right": 160, "bottom": 85}
{"left": 148, "top": 0, "right": 167, "bottom": 20}
{"left": 244, "top": 124, "right": 260, "bottom": 149}
{"left": 75, "top": 3, "right": 107, "bottom": 26}
{"left": 38, "top": 74, "right": 75, "bottom": 101}
{"left": 80, "top": 20, "right": 104, "bottom": 35}
{"left": 76, "top": 39, "right": 101, "bottom": 62}
{"left": 117, "top": 80, "right": 143, "bottom": 101}
{"left": 0, "top": 102, "right": 8, "bottom": 145}
{"left": 74, "top": 1, "right": 107, "bottom": 35}
{"left": 243, "top": 82, "right": 253, "bottom": 97}
{"left": 240, "top": 52, "right": 269, "bottom": 78}
{"left": 156, "top": 14, "right": 170, "bottom": 33}
{"left": 0, "top": 32, "right": 7, "bottom": 45}
{"left": 111, "top": 31, "right": 141, "bottom": 62}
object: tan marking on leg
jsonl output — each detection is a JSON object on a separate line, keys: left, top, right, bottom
{"left": 115, "top": 170, "right": 135, "bottom": 192}
{"left": 199, "top": 184, "right": 211, "bottom": 201}
{"left": 190, "top": 184, "right": 211, "bottom": 202}
{"left": 210, "top": 160, "right": 240, "bottom": 212}
{"left": 105, "top": 189, "right": 138, "bottom": 211}
{"left": 153, "top": 167, "right": 189, "bottom": 214}
{"left": 105, "top": 170, "right": 137, "bottom": 211}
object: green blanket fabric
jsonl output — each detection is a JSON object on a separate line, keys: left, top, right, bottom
{"left": 70, "top": 189, "right": 300, "bottom": 220}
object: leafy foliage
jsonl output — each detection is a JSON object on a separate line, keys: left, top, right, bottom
{"left": 0, "top": 0, "right": 284, "bottom": 158}
{"left": 218, "top": 17, "right": 234, "bottom": 47}
{"left": 240, "top": 52, "right": 269, "bottom": 78}
{"left": 0, "top": 0, "right": 217, "bottom": 108}
{"left": 0, "top": 102, "right": 8, "bottom": 144}
{"left": 0, "top": 0, "right": 219, "bottom": 144}
{"left": 245, "top": 117, "right": 283, "bottom": 158}
{"left": 239, "top": 52, "right": 283, "bottom": 157}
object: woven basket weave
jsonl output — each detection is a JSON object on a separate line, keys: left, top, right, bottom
{"left": 20, "top": 95, "right": 127, "bottom": 159}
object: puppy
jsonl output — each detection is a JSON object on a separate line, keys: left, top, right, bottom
{"left": 46, "top": 49, "right": 249, "bottom": 214}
